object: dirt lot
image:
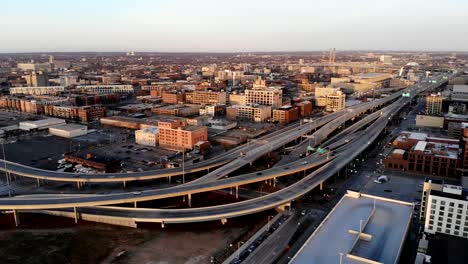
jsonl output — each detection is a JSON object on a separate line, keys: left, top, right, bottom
{"left": 0, "top": 209, "right": 270, "bottom": 264}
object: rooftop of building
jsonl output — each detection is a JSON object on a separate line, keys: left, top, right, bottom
{"left": 50, "top": 123, "right": 87, "bottom": 131}
{"left": 412, "top": 141, "right": 459, "bottom": 159}
{"left": 453, "top": 84, "right": 468, "bottom": 93}
{"left": 290, "top": 191, "right": 413, "bottom": 264}
{"left": 352, "top": 72, "right": 392, "bottom": 79}
{"left": 430, "top": 187, "right": 468, "bottom": 201}
{"left": 138, "top": 126, "right": 159, "bottom": 134}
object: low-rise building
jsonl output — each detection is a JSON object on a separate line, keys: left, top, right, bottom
{"left": 416, "top": 115, "right": 444, "bottom": 128}
{"left": 199, "top": 104, "right": 226, "bottom": 117}
{"left": 385, "top": 131, "right": 460, "bottom": 177}
{"left": 49, "top": 123, "right": 88, "bottom": 138}
{"left": 226, "top": 105, "right": 272, "bottom": 122}
{"left": 186, "top": 90, "right": 227, "bottom": 105}
{"left": 295, "top": 100, "right": 313, "bottom": 117}
{"left": 10, "top": 86, "right": 64, "bottom": 95}
{"left": 19, "top": 118, "right": 66, "bottom": 131}
{"left": 272, "top": 105, "right": 299, "bottom": 123}
{"left": 158, "top": 120, "right": 208, "bottom": 150}
{"left": 325, "top": 91, "right": 345, "bottom": 112}
{"left": 135, "top": 126, "right": 159, "bottom": 146}
{"left": 162, "top": 91, "right": 185, "bottom": 104}
{"left": 76, "top": 85, "right": 134, "bottom": 94}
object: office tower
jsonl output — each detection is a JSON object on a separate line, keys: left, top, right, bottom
{"left": 426, "top": 93, "right": 443, "bottom": 116}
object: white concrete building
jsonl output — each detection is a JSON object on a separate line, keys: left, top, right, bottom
{"left": 135, "top": 126, "right": 159, "bottom": 146}
{"left": 423, "top": 179, "right": 468, "bottom": 239}
{"left": 10, "top": 86, "right": 65, "bottom": 95}
{"left": 325, "top": 91, "right": 346, "bottom": 112}
{"left": 19, "top": 118, "right": 66, "bottom": 131}
{"left": 49, "top": 124, "right": 88, "bottom": 138}
{"left": 76, "top": 85, "right": 134, "bottom": 94}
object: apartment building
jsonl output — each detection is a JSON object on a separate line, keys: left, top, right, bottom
{"left": 315, "top": 87, "right": 340, "bottom": 107}
{"left": 186, "top": 90, "right": 227, "bottom": 105}
{"left": 245, "top": 88, "right": 282, "bottom": 108}
{"left": 157, "top": 119, "right": 208, "bottom": 150}
{"left": 226, "top": 105, "right": 272, "bottom": 122}
{"left": 423, "top": 181, "right": 468, "bottom": 239}
{"left": 325, "top": 91, "right": 346, "bottom": 112}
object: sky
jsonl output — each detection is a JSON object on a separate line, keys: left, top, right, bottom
{"left": 1, "top": 0, "right": 467, "bottom": 53}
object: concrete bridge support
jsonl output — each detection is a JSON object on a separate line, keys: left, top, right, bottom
{"left": 13, "top": 209, "right": 20, "bottom": 227}
{"left": 188, "top": 194, "right": 192, "bottom": 207}
{"left": 320, "top": 181, "right": 324, "bottom": 191}
{"left": 74, "top": 207, "right": 78, "bottom": 223}
{"left": 235, "top": 185, "right": 239, "bottom": 199}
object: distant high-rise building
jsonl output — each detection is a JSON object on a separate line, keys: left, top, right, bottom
{"left": 380, "top": 55, "right": 393, "bottom": 64}
{"left": 329, "top": 48, "right": 336, "bottom": 64}
{"left": 426, "top": 93, "right": 443, "bottom": 116}
{"left": 23, "top": 71, "right": 48, "bottom": 87}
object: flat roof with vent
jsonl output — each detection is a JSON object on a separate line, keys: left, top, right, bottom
{"left": 290, "top": 191, "right": 413, "bottom": 264}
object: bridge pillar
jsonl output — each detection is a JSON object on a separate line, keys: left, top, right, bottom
{"left": 221, "top": 218, "right": 227, "bottom": 225}
{"left": 277, "top": 203, "right": 291, "bottom": 212}
{"left": 13, "top": 210, "right": 20, "bottom": 227}
{"left": 134, "top": 201, "right": 137, "bottom": 208}
{"left": 188, "top": 194, "right": 192, "bottom": 207}
{"left": 161, "top": 221, "right": 165, "bottom": 228}
{"left": 37, "top": 178, "right": 41, "bottom": 187}
{"left": 168, "top": 176, "right": 171, "bottom": 184}
{"left": 273, "top": 177, "right": 276, "bottom": 187}
{"left": 74, "top": 207, "right": 78, "bottom": 223}
{"left": 320, "top": 182, "right": 324, "bottom": 191}
{"left": 76, "top": 181, "right": 80, "bottom": 189}
{"left": 123, "top": 181, "right": 126, "bottom": 188}
{"left": 235, "top": 185, "right": 239, "bottom": 199}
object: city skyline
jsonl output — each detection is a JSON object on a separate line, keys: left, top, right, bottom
{"left": 1, "top": 0, "right": 468, "bottom": 53}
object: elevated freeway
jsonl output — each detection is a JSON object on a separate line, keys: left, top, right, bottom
{"left": 0, "top": 74, "right": 452, "bottom": 227}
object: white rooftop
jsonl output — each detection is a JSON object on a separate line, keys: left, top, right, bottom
{"left": 290, "top": 191, "right": 413, "bottom": 264}
{"left": 414, "top": 141, "right": 427, "bottom": 152}
{"left": 453, "top": 85, "right": 468, "bottom": 93}
{"left": 394, "top": 149, "right": 405, "bottom": 155}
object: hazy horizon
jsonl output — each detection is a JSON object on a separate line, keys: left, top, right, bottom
{"left": 1, "top": 0, "right": 467, "bottom": 53}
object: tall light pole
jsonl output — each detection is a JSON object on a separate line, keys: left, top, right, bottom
{"left": 182, "top": 148, "right": 185, "bottom": 184}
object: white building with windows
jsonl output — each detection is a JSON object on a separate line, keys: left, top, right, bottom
{"left": 135, "top": 126, "right": 159, "bottom": 147}
{"left": 76, "top": 85, "right": 134, "bottom": 94}
{"left": 424, "top": 182, "right": 468, "bottom": 239}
